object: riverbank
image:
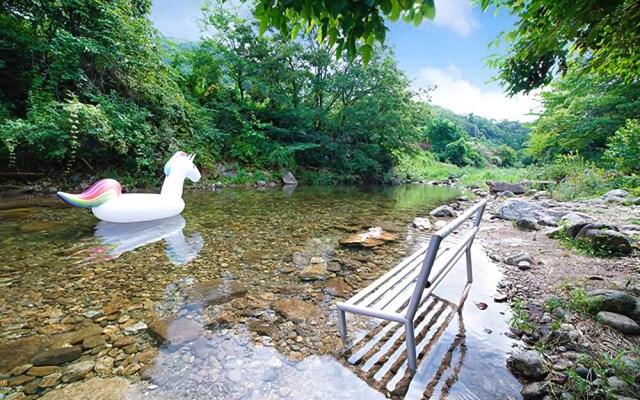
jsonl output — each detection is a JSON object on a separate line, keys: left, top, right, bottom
{"left": 474, "top": 188, "right": 640, "bottom": 399}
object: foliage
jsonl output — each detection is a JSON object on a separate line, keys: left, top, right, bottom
{"left": 487, "top": 0, "right": 640, "bottom": 94}
{"left": 540, "top": 154, "right": 613, "bottom": 201}
{"left": 528, "top": 71, "right": 640, "bottom": 164}
{"left": 604, "top": 120, "right": 640, "bottom": 174}
{"left": 509, "top": 298, "right": 535, "bottom": 333}
{"left": 241, "top": 0, "right": 437, "bottom": 64}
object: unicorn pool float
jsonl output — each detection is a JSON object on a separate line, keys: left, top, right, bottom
{"left": 57, "top": 151, "right": 200, "bottom": 223}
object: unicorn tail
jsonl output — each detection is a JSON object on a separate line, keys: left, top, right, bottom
{"left": 57, "top": 179, "right": 122, "bottom": 209}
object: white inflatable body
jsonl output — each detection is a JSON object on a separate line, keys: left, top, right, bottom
{"left": 57, "top": 152, "right": 200, "bottom": 223}
{"left": 92, "top": 194, "right": 185, "bottom": 223}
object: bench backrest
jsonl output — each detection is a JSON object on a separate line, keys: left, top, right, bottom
{"left": 405, "top": 199, "right": 487, "bottom": 320}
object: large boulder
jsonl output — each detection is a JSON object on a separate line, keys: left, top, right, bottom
{"left": 602, "top": 189, "right": 629, "bottom": 199}
{"left": 577, "top": 228, "right": 633, "bottom": 255}
{"left": 495, "top": 199, "right": 547, "bottom": 221}
{"left": 585, "top": 289, "right": 637, "bottom": 316}
{"left": 282, "top": 170, "right": 298, "bottom": 186}
{"left": 429, "top": 205, "right": 457, "bottom": 218}
{"left": 487, "top": 181, "right": 527, "bottom": 195}
{"left": 148, "top": 317, "right": 202, "bottom": 346}
{"left": 597, "top": 312, "right": 640, "bottom": 335}
{"left": 507, "top": 350, "right": 547, "bottom": 380}
{"left": 274, "top": 297, "right": 323, "bottom": 323}
{"left": 0, "top": 335, "right": 51, "bottom": 373}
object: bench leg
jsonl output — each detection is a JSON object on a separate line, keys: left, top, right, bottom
{"left": 465, "top": 248, "right": 473, "bottom": 284}
{"left": 405, "top": 321, "right": 417, "bottom": 370}
{"left": 338, "top": 309, "right": 348, "bottom": 344}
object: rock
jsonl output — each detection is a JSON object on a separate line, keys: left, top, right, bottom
{"left": 136, "top": 349, "right": 158, "bottom": 364}
{"left": 515, "top": 218, "right": 540, "bottom": 231}
{"left": 339, "top": 227, "right": 397, "bottom": 248}
{"left": 38, "top": 324, "right": 75, "bottom": 335}
{"left": 39, "top": 377, "right": 130, "bottom": 400}
{"left": 256, "top": 180, "right": 268, "bottom": 188}
{"left": 533, "top": 191, "right": 549, "bottom": 199}
{"left": 412, "top": 217, "right": 432, "bottom": 230}
{"left": 565, "top": 223, "right": 590, "bottom": 239}
{"left": 39, "top": 372, "right": 62, "bottom": 388}
{"left": 274, "top": 297, "right": 323, "bottom": 323}
{"left": 521, "top": 382, "right": 549, "bottom": 399}
{"left": 282, "top": 170, "right": 298, "bottom": 186}
{"left": 62, "top": 360, "right": 95, "bottom": 383}
{"left": 608, "top": 376, "right": 635, "bottom": 397}
{"left": 113, "top": 337, "right": 136, "bottom": 348}
{"left": 602, "top": 189, "right": 629, "bottom": 199}
{"left": 51, "top": 325, "right": 103, "bottom": 348}
{"left": 494, "top": 294, "right": 508, "bottom": 303}
{"left": 32, "top": 346, "right": 82, "bottom": 366}
{"left": 148, "top": 318, "right": 201, "bottom": 346}
{"left": 487, "top": 181, "right": 527, "bottom": 195}
{"left": 504, "top": 252, "right": 533, "bottom": 267}
{"left": 117, "top": 364, "right": 140, "bottom": 376}
{"left": 495, "top": 199, "right": 547, "bottom": 221}
{"left": 585, "top": 289, "right": 637, "bottom": 316}
{"left": 93, "top": 357, "right": 114, "bottom": 375}
{"left": 434, "top": 220, "right": 447, "bottom": 229}
{"left": 507, "top": 350, "right": 547, "bottom": 380}
{"left": 518, "top": 261, "right": 532, "bottom": 271}
{"left": 188, "top": 279, "right": 247, "bottom": 306}
{"left": 123, "top": 321, "right": 148, "bottom": 336}
{"left": 543, "top": 323, "right": 582, "bottom": 347}
{"left": 27, "top": 366, "right": 58, "bottom": 376}
{"left": 560, "top": 212, "right": 589, "bottom": 225}
{"left": 597, "top": 312, "right": 640, "bottom": 335}
{"left": 292, "top": 252, "right": 311, "bottom": 267}
{"left": 456, "top": 196, "right": 469, "bottom": 202}
{"left": 578, "top": 228, "right": 633, "bottom": 255}
{"left": 497, "top": 191, "right": 515, "bottom": 198}
{"left": 632, "top": 197, "right": 640, "bottom": 205}
{"left": 249, "top": 321, "right": 278, "bottom": 336}
{"left": 0, "top": 336, "right": 51, "bottom": 373}
{"left": 322, "top": 277, "right": 350, "bottom": 298}
{"left": 9, "top": 374, "right": 35, "bottom": 386}
{"left": 575, "top": 366, "right": 598, "bottom": 381}
{"left": 299, "top": 263, "right": 328, "bottom": 281}
{"left": 429, "top": 205, "right": 457, "bottom": 218}
{"left": 82, "top": 335, "right": 105, "bottom": 350}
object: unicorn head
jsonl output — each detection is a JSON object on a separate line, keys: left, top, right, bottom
{"left": 164, "top": 151, "right": 201, "bottom": 182}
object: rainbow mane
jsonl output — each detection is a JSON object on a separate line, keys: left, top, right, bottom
{"left": 57, "top": 179, "right": 122, "bottom": 209}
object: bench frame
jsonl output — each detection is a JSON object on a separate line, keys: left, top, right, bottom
{"left": 337, "top": 199, "right": 487, "bottom": 370}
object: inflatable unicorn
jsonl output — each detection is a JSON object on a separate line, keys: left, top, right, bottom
{"left": 57, "top": 151, "right": 200, "bottom": 223}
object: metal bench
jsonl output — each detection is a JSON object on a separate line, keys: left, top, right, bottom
{"left": 337, "top": 199, "right": 487, "bottom": 371}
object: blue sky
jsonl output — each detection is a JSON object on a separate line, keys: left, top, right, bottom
{"left": 150, "top": 0, "right": 539, "bottom": 122}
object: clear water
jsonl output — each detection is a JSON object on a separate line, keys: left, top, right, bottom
{"left": 0, "top": 185, "right": 521, "bottom": 399}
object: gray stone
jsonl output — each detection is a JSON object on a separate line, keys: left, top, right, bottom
{"left": 578, "top": 229, "right": 633, "bottom": 255}
{"left": 518, "top": 261, "right": 532, "bottom": 270}
{"left": 123, "top": 321, "right": 148, "bottom": 336}
{"left": 533, "top": 191, "right": 549, "bottom": 199}
{"left": 495, "top": 199, "right": 547, "bottom": 221}
{"left": 585, "top": 289, "right": 637, "bottom": 316}
{"left": 62, "top": 360, "right": 95, "bottom": 383}
{"left": 607, "top": 376, "right": 635, "bottom": 397}
{"left": 412, "top": 217, "right": 432, "bottom": 230}
{"left": 434, "top": 220, "right": 447, "bottom": 229}
{"left": 515, "top": 217, "right": 540, "bottom": 231}
{"left": 497, "top": 191, "right": 515, "bottom": 197}
{"left": 504, "top": 252, "right": 533, "bottom": 267}
{"left": 543, "top": 323, "right": 581, "bottom": 347}
{"left": 429, "top": 205, "right": 457, "bottom": 218}
{"left": 632, "top": 197, "right": 640, "bottom": 205}
{"left": 566, "top": 222, "right": 591, "bottom": 239}
{"left": 456, "top": 196, "right": 469, "bottom": 202}
{"left": 521, "top": 381, "right": 549, "bottom": 399}
{"left": 32, "top": 346, "right": 82, "bottom": 366}
{"left": 488, "top": 181, "right": 527, "bottom": 195}
{"left": 603, "top": 189, "right": 629, "bottom": 198}
{"left": 597, "top": 312, "right": 640, "bottom": 335}
{"left": 299, "top": 263, "right": 328, "bottom": 281}
{"left": 282, "top": 170, "right": 298, "bottom": 186}
{"left": 507, "top": 350, "right": 547, "bottom": 380}
{"left": 604, "top": 196, "right": 627, "bottom": 203}
{"left": 560, "top": 212, "right": 588, "bottom": 225}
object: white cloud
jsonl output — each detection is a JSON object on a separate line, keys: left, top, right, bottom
{"left": 412, "top": 65, "right": 540, "bottom": 122}
{"left": 432, "top": 0, "right": 480, "bottom": 36}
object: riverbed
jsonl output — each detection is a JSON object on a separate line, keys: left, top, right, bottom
{"left": 0, "top": 185, "right": 521, "bottom": 399}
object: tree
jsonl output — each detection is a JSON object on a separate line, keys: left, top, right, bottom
{"left": 232, "top": 0, "right": 436, "bottom": 63}
{"left": 527, "top": 70, "right": 640, "bottom": 162}
{"left": 488, "top": 0, "right": 640, "bottom": 94}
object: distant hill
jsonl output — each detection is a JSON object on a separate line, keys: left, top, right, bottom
{"left": 429, "top": 105, "right": 531, "bottom": 150}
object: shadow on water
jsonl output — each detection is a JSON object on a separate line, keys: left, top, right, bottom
{"left": 0, "top": 185, "right": 520, "bottom": 399}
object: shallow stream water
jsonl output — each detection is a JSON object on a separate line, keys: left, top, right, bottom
{"left": 0, "top": 185, "right": 521, "bottom": 399}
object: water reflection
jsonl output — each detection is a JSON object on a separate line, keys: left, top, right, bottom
{"left": 94, "top": 215, "right": 203, "bottom": 265}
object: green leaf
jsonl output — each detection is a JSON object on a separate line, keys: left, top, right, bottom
{"left": 360, "top": 44, "right": 372, "bottom": 65}
{"left": 422, "top": 0, "right": 436, "bottom": 20}
{"left": 413, "top": 11, "right": 423, "bottom": 27}
{"left": 259, "top": 17, "right": 270, "bottom": 36}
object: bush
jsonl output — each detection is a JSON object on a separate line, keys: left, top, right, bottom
{"left": 604, "top": 119, "right": 640, "bottom": 174}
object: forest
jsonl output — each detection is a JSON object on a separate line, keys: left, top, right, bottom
{"left": 0, "top": 0, "right": 638, "bottom": 196}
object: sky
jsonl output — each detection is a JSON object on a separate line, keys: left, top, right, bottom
{"left": 150, "top": 0, "right": 540, "bottom": 122}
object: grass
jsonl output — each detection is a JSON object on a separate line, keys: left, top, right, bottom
{"left": 508, "top": 298, "right": 536, "bottom": 333}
